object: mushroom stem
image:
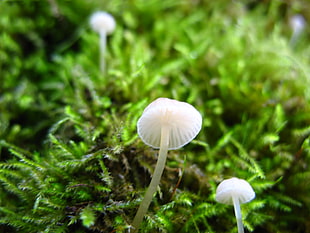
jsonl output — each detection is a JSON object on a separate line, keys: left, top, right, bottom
{"left": 232, "top": 195, "right": 244, "bottom": 233}
{"left": 131, "top": 125, "right": 170, "bottom": 232}
{"left": 99, "top": 30, "right": 107, "bottom": 73}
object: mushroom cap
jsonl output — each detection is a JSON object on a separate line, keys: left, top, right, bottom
{"left": 215, "top": 177, "right": 255, "bottom": 205}
{"left": 290, "top": 14, "right": 306, "bottom": 32}
{"left": 137, "top": 98, "right": 202, "bottom": 150}
{"left": 89, "top": 11, "right": 116, "bottom": 34}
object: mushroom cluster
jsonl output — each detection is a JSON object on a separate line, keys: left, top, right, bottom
{"left": 131, "top": 98, "right": 202, "bottom": 232}
{"left": 131, "top": 97, "right": 256, "bottom": 232}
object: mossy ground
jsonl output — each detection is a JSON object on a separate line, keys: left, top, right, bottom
{"left": 0, "top": 0, "right": 310, "bottom": 232}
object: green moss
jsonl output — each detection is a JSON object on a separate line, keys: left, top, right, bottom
{"left": 0, "top": 0, "right": 310, "bottom": 232}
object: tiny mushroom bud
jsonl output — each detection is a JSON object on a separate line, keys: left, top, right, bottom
{"left": 216, "top": 177, "right": 255, "bottom": 233}
{"left": 131, "top": 98, "right": 202, "bottom": 232}
{"left": 89, "top": 11, "right": 116, "bottom": 72}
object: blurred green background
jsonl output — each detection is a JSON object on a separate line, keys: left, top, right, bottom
{"left": 0, "top": 0, "right": 310, "bottom": 232}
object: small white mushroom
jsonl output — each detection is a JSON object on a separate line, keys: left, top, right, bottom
{"left": 289, "top": 14, "right": 306, "bottom": 47}
{"left": 131, "top": 98, "right": 202, "bottom": 232}
{"left": 216, "top": 177, "right": 255, "bottom": 233}
{"left": 89, "top": 11, "right": 116, "bottom": 72}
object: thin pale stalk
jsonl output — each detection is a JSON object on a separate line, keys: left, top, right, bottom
{"left": 131, "top": 126, "right": 170, "bottom": 232}
{"left": 233, "top": 196, "right": 244, "bottom": 233}
{"left": 99, "top": 30, "right": 106, "bottom": 72}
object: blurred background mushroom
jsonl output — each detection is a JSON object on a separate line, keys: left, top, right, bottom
{"left": 89, "top": 11, "right": 116, "bottom": 72}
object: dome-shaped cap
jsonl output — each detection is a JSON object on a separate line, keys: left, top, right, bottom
{"left": 137, "top": 98, "right": 202, "bottom": 150}
{"left": 89, "top": 11, "right": 116, "bottom": 34}
{"left": 216, "top": 177, "right": 255, "bottom": 205}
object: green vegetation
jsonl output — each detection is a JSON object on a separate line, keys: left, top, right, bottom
{"left": 0, "top": 0, "right": 309, "bottom": 232}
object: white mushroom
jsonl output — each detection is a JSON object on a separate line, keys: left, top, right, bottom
{"left": 216, "top": 177, "right": 255, "bottom": 233}
{"left": 289, "top": 14, "right": 306, "bottom": 47}
{"left": 89, "top": 11, "right": 116, "bottom": 72}
{"left": 131, "top": 98, "right": 202, "bottom": 232}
